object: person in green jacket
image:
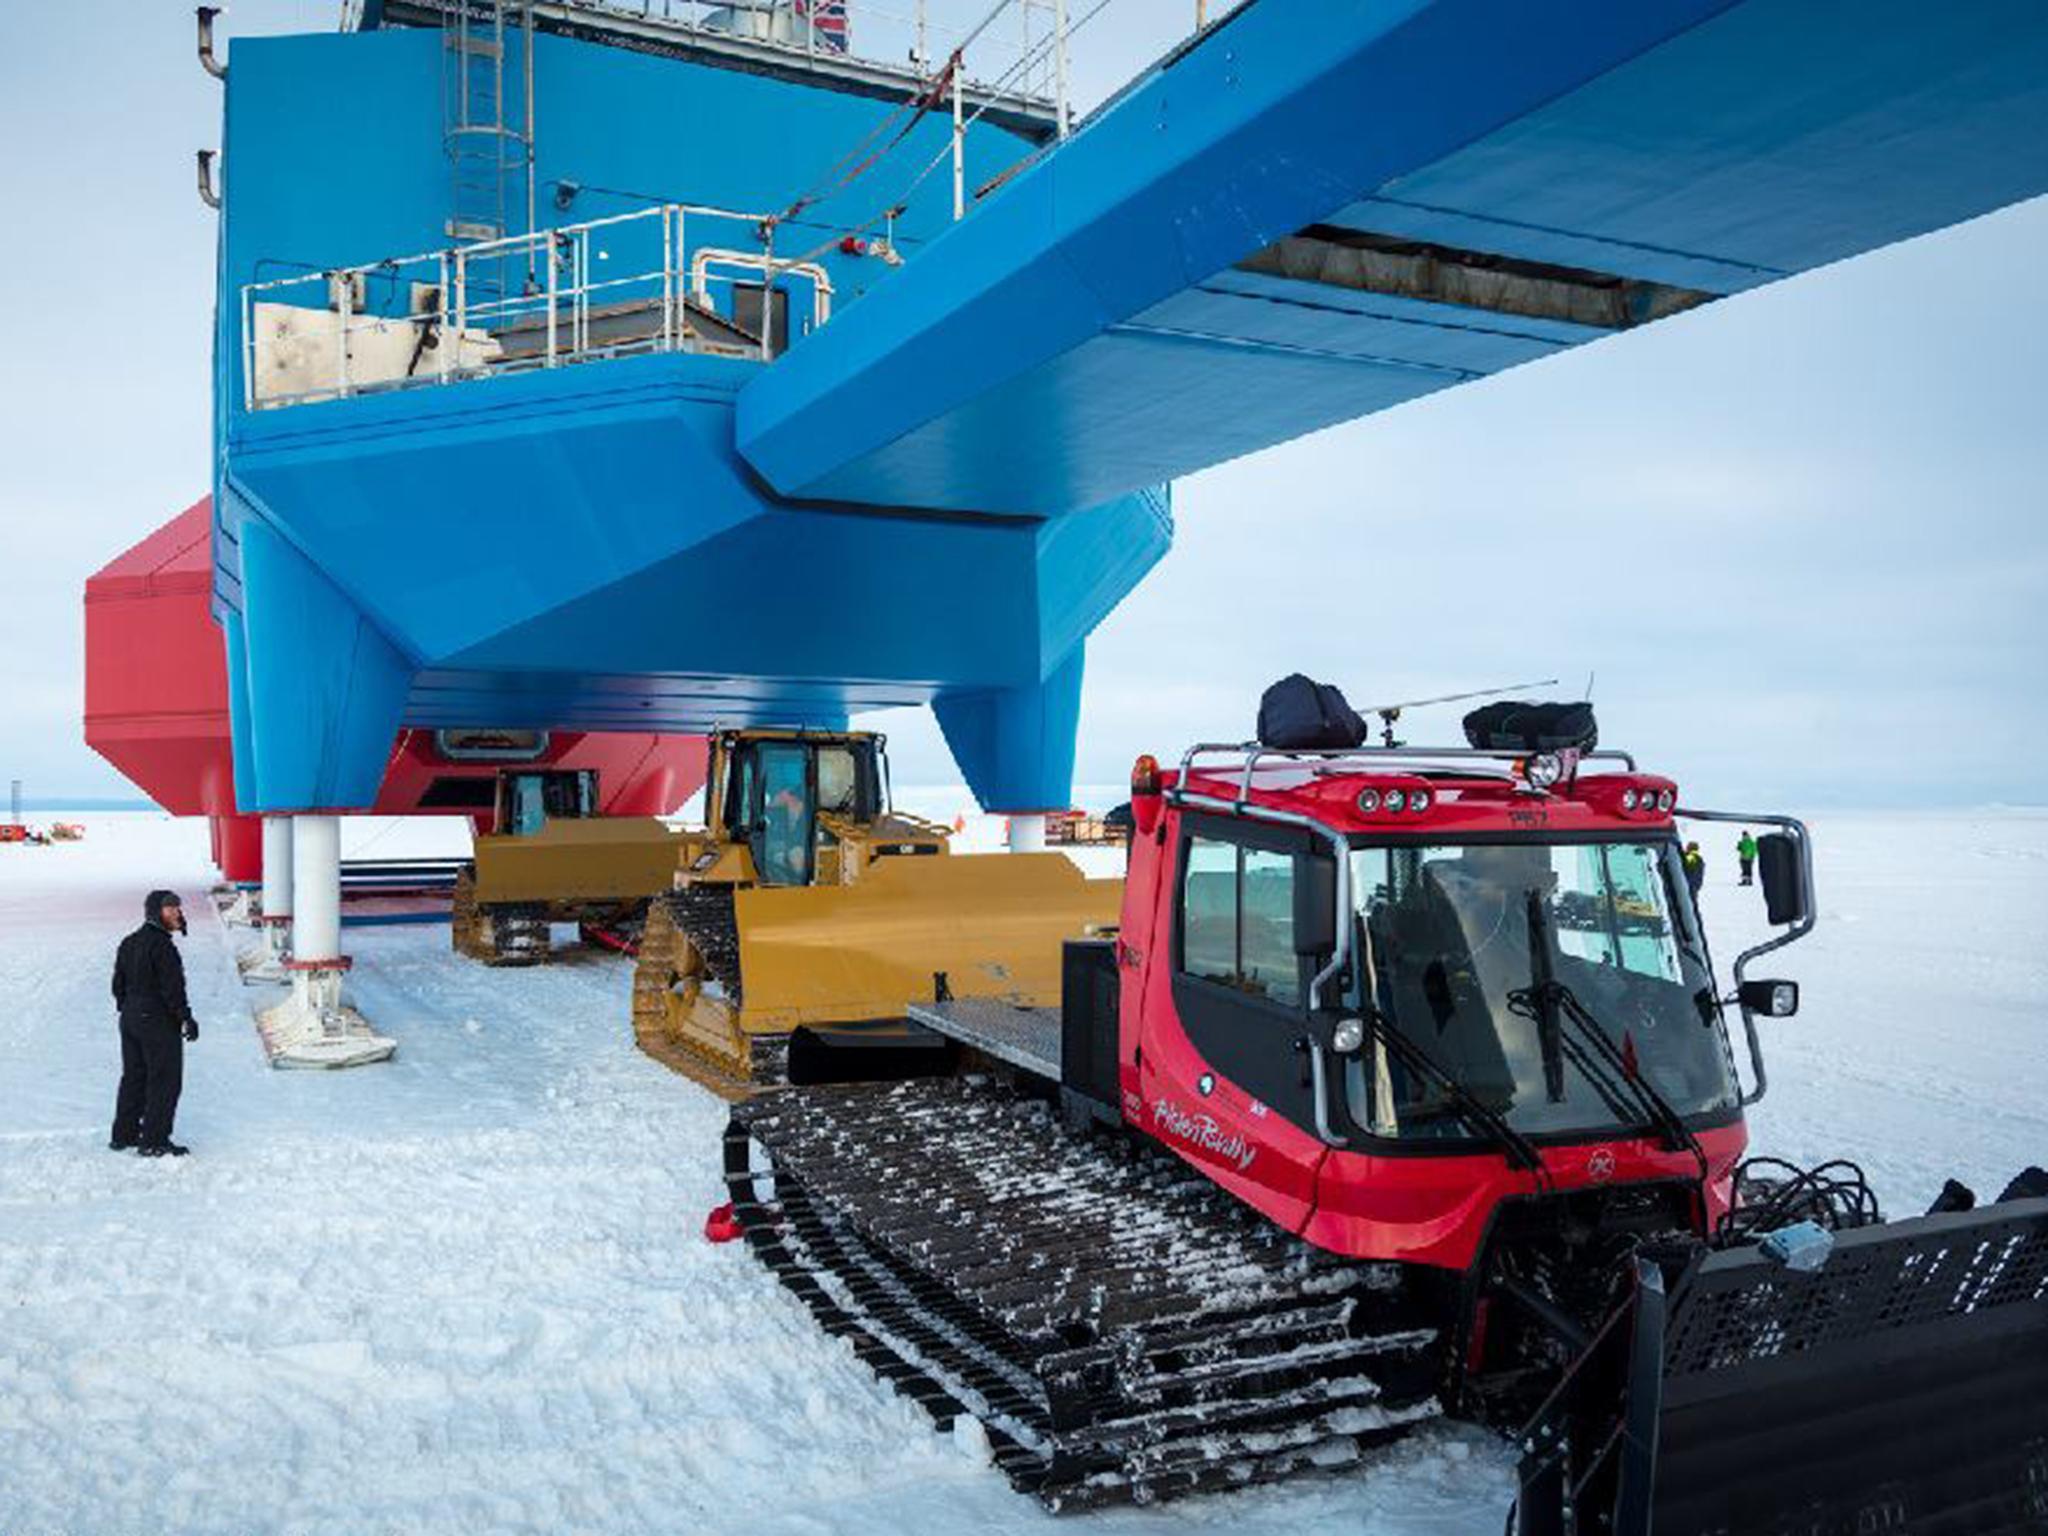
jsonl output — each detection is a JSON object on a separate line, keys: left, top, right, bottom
{"left": 1736, "top": 830, "right": 1759, "bottom": 886}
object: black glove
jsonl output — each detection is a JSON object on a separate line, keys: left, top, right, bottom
{"left": 183, "top": 1017, "right": 200, "bottom": 1043}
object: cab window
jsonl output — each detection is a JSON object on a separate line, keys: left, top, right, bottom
{"left": 1182, "top": 838, "right": 1238, "bottom": 986}
{"left": 755, "top": 743, "right": 813, "bottom": 886}
{"left": 508, "top": 775, "right": 546, "bottom": 837}
{"left": 1180, "top": 835, "right": 1301, "bottom": 1008}
{"left": 1550, "top": 843, "right": 1683, "bottom": 983}
{"left": 816, "top": 747, "right": 861, "bottom": 818}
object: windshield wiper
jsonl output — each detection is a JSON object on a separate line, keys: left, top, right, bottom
{"left": 1352, "top": 1006, "right": 1548, "bottom": 1178}
{"left": 1512, "top": 895, "right": 1711, "bottom": 1185}
{"left": 1524, "top": 891, "right": 1568, "bottom": 1102}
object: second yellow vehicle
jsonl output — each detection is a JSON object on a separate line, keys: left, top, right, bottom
{"left": 454, "top": 768, "right": 683, "bottom": 965}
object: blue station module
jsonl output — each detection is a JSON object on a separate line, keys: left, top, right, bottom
{"left": 211, "top": 0, "right": 2048, "bottom": 816}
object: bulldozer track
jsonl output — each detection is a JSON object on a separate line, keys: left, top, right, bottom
{"left": 725, "top": 1079, "right": 1443, "bottom": 1510}
{"left": 639, "top": 1028, "right": 789, "bottom": 1101}
{"left": 630, "top": 897, "right": 677, "bottom": 1020}
{"left": 633, "top": 891, "right": 786, "bottom": 1096}
{"left": 671, "top": 885, "right": 741, "bottom": 998}
{"left": 451, "top": 867, "right": 550, "bottom": 966}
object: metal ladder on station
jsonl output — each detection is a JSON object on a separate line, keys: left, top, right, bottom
{"left": 440, "top": 0, "right": 534, "bottom": 314}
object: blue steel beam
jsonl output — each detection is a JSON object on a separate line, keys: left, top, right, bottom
{"left": 736, "top": 0, "right": 2048, "bottom": 516}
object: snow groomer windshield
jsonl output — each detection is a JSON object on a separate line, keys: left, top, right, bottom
{"left": 1345, "top": 839, "right": 1738, "bottom": 1140}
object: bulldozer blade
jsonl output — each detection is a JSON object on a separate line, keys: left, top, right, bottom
{"left": 1517, "top": 1196, "right": 2048, "bottom": 1535}
{"left": 633, "top": 853, "right": 1116, "bottom": 1097}
{"left": 729, "top": 852, "right": 1121, "bottom": 1031}
{"left": 471, "top": 817, "right": 682, "bottom": 906}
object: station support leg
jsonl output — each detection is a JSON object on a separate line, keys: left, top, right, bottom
{"left": 216, "top": 813, "right": 265, "bottom": 888}
{"left": 216, "top": 816, "right": 265, "bottom": 926}
{"left": 232, "top": 514, "right": 412, "bottom": 812}
{"left": 1007, "top": 814, "right": 1048, "bottom": 853}
{"left": 238, "top": 815, "right": 298, "bottom": 982}
{"left": 255, "top": 815, "right": 396, "bottom": 1069}
{"left": 934, "top": 647, "right": 1085, "bottom": 839}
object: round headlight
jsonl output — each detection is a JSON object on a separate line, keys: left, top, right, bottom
{"left": 1332, "top": 1016, "right": 1366, "bottom": 1054}
{"left": 1356, "top": 788, "right": 1382, "bottom": 814}
{"left": 1409, "top": 789, "right": 1432, "bottom": 813}
{"left": 1525, "top": 753, "right": 1564, "bottom": 789}
{"left": 1384, "top": 789, "right": 1407, "bottom": 812}
{"left": 1621, "top": 788, "right": 1639, "bottom": 811}
{"left": 1657, "top": 789, "right": 1675, "bottom": 812}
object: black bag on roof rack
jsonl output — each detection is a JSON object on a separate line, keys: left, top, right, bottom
{"left": 1257, "top": 674, "right": 1368, "bottom": 750}
{"left": 1462, "top": 700, "right": 1598, "bottom": 754}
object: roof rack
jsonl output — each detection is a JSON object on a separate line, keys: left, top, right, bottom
{"left": 1171, "top": 741, "right": 1639, "bottom": 807}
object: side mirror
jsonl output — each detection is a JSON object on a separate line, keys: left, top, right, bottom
{"left": 1756, "top": 833, "right": 1808, "bottom": 926}
{"left": 1739, "top": 978, "right": 1800, "bottom": 1018}
{"left": 1294, "top": 854, "right": 1337, "bottom": 957}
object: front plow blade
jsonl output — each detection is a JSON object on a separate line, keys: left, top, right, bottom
{"left": 1519, "top": 1197, "right": 2048, "bottom": 1535}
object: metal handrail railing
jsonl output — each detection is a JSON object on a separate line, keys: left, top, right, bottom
{"left": 240, "top": 201, "right": 833, "bottom": 411}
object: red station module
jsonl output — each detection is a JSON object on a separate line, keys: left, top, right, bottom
{"left": 84, "top": 498, "right": 708, "bottom": 882}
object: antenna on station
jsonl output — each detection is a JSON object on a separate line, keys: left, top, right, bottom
{"left": 1361, "top": 678, "right": 1560, "bottom": 749}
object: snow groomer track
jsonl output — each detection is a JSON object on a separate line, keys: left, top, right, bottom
{"left": 724, "top": 1079, "right": 1443, "bottom": 1511}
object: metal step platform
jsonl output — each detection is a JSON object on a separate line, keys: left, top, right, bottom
{"left": 905, "top": 998, "right": 1061, "bottom": 1081}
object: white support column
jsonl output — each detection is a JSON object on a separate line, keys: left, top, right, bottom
{"left": 1007, "top": 813, "right": 1048, "bottom": 853}
{"left": 256, "top": 814, "right": 396, "bottom": 1069}
{"left": 292, "top": 814, "right": 342, "bottom": 965}
{"left": 238, "top": 814, "right": 296, "bottom": 984}
{"left": 262, "top": 814, "right": 294, "bottom": 923}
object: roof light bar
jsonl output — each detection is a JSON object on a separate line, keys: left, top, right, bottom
{"left": 1355, "top": 778, "right": 1435, "bottom": 819}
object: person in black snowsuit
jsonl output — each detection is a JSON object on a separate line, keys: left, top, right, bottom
{"left": 111, "top": 890, "right": 200, "bottom": 1157}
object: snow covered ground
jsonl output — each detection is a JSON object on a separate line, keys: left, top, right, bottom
{"left": 2, "top": 807, "right": 2043, "bottom": 1534}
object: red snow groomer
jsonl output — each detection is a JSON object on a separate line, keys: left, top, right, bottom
{"left": 719, "top": 688, "right": 2048, "bottom": 1526}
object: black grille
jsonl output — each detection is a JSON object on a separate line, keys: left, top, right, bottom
{"left": 1668, "top": 1202, "right": 2048, "bottom": 1379}
{"left": 1653, "top": 1198, "right": 2048, "bottom": 1536}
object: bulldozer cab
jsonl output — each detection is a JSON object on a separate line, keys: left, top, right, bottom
{"left": 636, "top": 725, "right": 1117, "bottom": 1095}
{"left": 494, "top": 769, "right": 597, "bottom": 837}
{"left": 712, "top": 732, "right": 883, "bottom": 887}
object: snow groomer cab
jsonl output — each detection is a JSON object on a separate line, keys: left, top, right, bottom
{"left": 1118, "top": 698, "right": 1809, "bottom": 1405}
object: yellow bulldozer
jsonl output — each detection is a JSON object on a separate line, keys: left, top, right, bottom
{"left": 631, "top": 728, "right": 1122, "bottom": 1098}
{"left": 453, "top": 768, "right": 684, "bottom": 965}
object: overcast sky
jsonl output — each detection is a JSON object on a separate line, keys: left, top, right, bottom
{"left": 4, "top": 2, "right": 2044, "bottom": 810}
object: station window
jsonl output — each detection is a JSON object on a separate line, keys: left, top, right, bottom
{"left": 1181, "top": 835, "right": 1300, "bottom": 1008}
